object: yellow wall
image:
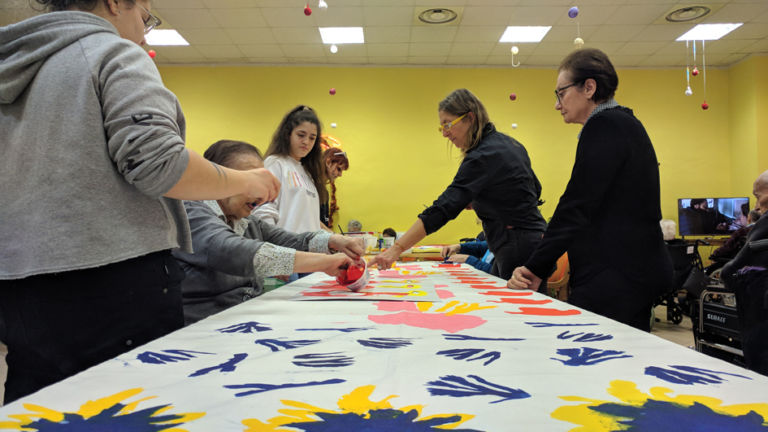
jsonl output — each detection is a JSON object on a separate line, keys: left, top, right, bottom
{"left": 158, "top": 58, "right": 760, "bottom": 244}
{"left": 749, "top": 56, "right": 768, "bottom": 179}
{"left": 729, "top": 57, "right": 759, "bottom": 195}
{"left": 760, "top": 57, "right": 768, "bottom": 172}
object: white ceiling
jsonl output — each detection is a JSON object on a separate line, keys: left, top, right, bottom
{"left": 2, "top": 0, "right": 768, "bottom": 68}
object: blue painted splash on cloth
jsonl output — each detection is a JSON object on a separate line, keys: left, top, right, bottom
{"left": 254, "top": 338, "right": 321, "bottom": 352}
{"left": 189, "top": 353, "right": 247, "bottom": 377}
{"left": 20, "top": 403, "right": 188, "bottom": 432}
{"left": 426, "top": 375, "right": 530, "bottom": 403}
{"left": 357, "top": 337, "right": 413, "bottom": 349}
{"left": 645, "top": 365, "right": 752, "bottom": 385}
{"left": 137, "top": 349, "right": 214, "bottom": 365}
{"left": 558, "top": 331, "right": 614, "bottom": 342}
{"left": 551, "top": 347, "right": 632, "bottom": 366}
{"left": 284, "top": 409, "right": 482, "bottom": 432}
{"left": 442, "top": 334, "right": 524, "bottom": 342}
{"left": 224, "top": 378, "right": 346, "bottom": 398}
{"left": 217, "top": 321, "right": 272, "bottom": 333}
{"left": 525, "top": 322, "right": 599, "bottom": 328}
{"left": 591, "top": 400, "right": 768, "bottom": 431}
{"left": 296, "top": 327, "right": 373, "bottom": 333}
{"left": 437, "top": 349, "right": 501, "bottom": 366}
{"left": 292, "top": 352, "right": 355, "bottom": 368}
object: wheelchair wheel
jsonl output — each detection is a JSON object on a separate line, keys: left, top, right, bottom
{"left": 667, "top": 303, "right": 684, "bottom": 324}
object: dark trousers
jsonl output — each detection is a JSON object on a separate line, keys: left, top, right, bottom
{"left": 491, "top": 229, "right": 544, "bottom": 280}
{"left": 569, "top": 266, "right": 654, "bottom": 332}
{"left": 0, "top": 250, "right": 184, "bottom": 404}
{"left": 732, "top": 270, "right": 768, "bottom": 376}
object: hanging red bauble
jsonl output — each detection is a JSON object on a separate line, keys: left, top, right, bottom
{"left": 691, "top": 67, "right": 699, "bottom": 76}
{"left": 304, "top": 4, "right": 312, "bottom": 15}
{"left": 148, "top": 49, "right": 156, "bottom": 59}
{"left": 701, "top": 101, "right": 709, "bottom": 110}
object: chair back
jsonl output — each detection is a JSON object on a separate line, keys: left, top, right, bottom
{"left": 547, "top": 253, "right": 570, "bottom": 301}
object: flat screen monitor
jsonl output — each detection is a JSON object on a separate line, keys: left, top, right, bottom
{"left": 677, "top": 197, "right": 750, "bottom": 237}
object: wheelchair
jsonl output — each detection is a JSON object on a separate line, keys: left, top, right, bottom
{"left": 653, "top": 239, "right": 705, "bottom": 324}
{"left": 691, "top": 276, "right": 746, "bottom": 368}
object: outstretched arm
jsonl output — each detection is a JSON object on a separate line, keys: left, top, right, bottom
{"left": 368, "top": 219, "right": 427, "bottom": 269}
{"left": 165, "top": 151, "right": 280, "bottom": 204}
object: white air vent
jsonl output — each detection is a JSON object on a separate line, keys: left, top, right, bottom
{"left": 666, "top": 6, "right": 711, "bottom": 22}
{"left": 414, "top": 7, "right": 463, "bottom": 26}
{"left": 653, "top": 4, "right": 724, "bottom": 25}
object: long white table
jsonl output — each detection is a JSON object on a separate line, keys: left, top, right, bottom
{"left": 0, "top": 262, "right": 766, "bottom": 431}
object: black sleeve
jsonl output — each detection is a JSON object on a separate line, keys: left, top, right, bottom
{"left": 418, "top": 152, "right": 493, "bottom": 235}
{"left": 525, "top": 114, "right": 630, "bottom": 278}
{"left": 723, "top": 215, "right": 768, "bottom": 284}
{"left": 319, "top": 201, "right": 330, "bottom": 227}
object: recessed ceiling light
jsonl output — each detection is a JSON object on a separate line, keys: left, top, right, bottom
{"left": 665, "top": 6, "right": 710, "bottom": 23}
{"left": 145, "top": 29, "right": 189, "bottom": 46}
{"left": 319, "top": 27, "right": 364, "bottom": 44}
{"left": 499, "top": 26, "right": 551, "bottom": 43}
{"left": 418, "top": 8, "right": 458, "bottom": 24}
{"left": 676, "top": 23, "right": 743, "bottom": 41}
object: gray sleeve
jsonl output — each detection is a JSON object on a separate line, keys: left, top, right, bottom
{"left": 254, "top": 217, "right": 324, "bottom": 252}
{"left": 179, "top": 201, "right": 266, "bottom": 278}
{"left": 98, "top": 39, "right": 189, "bottom": 198}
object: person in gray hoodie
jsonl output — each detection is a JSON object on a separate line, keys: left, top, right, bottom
{"left": 174, "top": 140, "right": 365, "bottom": 325}
{"left": 0, "top": 0, "right": 280, "bottom": 403}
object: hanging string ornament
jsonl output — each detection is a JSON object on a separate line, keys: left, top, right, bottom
{"left": 691, "top": 40, "right": 699, "bottom": 76}
{"left": 701, "top": 40, "right": 709, "bottom": 110}
{"left": 569, "top": 6, "right": 584, "bottom": 48}
{"left": 684, "top": 40, "right": 692, "bottom": 96}
{"left": 510, "top": 46, "right": 520, "bottom": 67}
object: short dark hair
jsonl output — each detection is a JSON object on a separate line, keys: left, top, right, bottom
{"left": 558, "top": 48, "right": 618, "bottom": 103}
{"left": 741, "top": 202, "right": 750, "bottom": 217}
{"left": 690, "top": 198, "right": 707, "bottom": 207}
{"left": 203, "top": 140, "right": 263, "bottom": 169}
{"left": 382, "top": 228, "right": 397, "bottom": 237}
{"left": 34, "top": 0, "right": 130, "bottom": 11}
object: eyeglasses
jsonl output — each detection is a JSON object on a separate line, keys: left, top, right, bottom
{"left": 554, "top": 82, "right": 579, "bottom": 104}
{"left": 438, "top": 112, "right": 468, "bottom": 133}
{"left": 136, "top": 3, "right": 162, "bottom": 34}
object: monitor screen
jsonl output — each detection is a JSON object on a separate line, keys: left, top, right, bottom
{"left": 677, "top": 197, "right": 750, "bottom": 236}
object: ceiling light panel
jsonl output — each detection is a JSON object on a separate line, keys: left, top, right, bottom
{"left": 676, "top": 23, "right": 743, "bottom": 41}
{"left": 499, "top": 26, "right": 551, "bottom": 43}
{"left": 145, "top": 30, "right": 190, "bottom": 46}
{"left": 319, "top": 27, "right": 365, "bottom": 44}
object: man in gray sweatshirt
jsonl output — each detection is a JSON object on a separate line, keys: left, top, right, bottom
{"left": 0, "top": 0, "right": 280, "bottom": 403}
